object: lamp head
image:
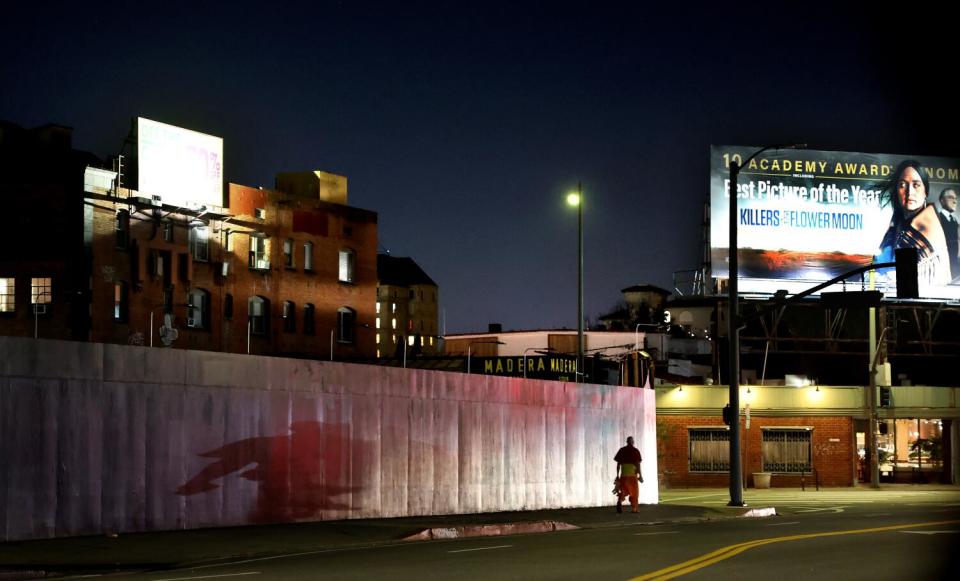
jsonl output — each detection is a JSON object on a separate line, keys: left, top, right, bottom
{"left": 566, "top": 192, "right": 581, "bottom": 207}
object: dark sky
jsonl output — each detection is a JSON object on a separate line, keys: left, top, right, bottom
{"left": 3, "top": 2, "right": 957, "bottom": 333}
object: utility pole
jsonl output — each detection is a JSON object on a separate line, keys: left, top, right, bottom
{"left": 867, "top": 268, "right": 880, "bottom": 488}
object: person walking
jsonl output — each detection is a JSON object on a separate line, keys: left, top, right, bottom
{"left": 614, "top": 436, "right": 643, "bottom": 513}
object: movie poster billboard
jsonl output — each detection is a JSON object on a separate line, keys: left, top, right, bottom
{"left": 710, "top": 145, "right": 960, "bottom": 299}
{"left": 137, "top": 117, "right": 224, "bottom": 208}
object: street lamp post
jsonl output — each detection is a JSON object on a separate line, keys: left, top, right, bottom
{"left": 727, "top": 144, "right": 804, "bottom": 507}
{"left": 567, "top": 184, "right": 584, "bottom": 382}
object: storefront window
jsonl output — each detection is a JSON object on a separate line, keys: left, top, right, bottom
{"left": 873, "top": 418, "right": 943, "bottom": 481}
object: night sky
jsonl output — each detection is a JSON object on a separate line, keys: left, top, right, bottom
{"left": 3, "top": 2, "right": 957, "bottom": 333}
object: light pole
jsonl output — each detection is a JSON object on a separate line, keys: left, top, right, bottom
{"left": 727, "top": 144, "right": 804, "bottom": 507}
{"left": 567, "top": 184, "right": 584, "bottom": 383}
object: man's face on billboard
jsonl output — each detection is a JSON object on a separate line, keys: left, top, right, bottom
{"left": 941, "top": 189, "right": 958, "bottom": 213}
{"left": 897, "top": 167, "right": 926, "bottom": 213}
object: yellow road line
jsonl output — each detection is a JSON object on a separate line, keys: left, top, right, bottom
{"left": 630, "top": 519, "right": 960, "bottom": 581}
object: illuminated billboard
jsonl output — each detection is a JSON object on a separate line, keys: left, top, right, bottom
{"left": 710, "top": 145, "right": 960, "bottom": 299}
{"left": 137, "top": 117, "right": 223, "bottom": 208}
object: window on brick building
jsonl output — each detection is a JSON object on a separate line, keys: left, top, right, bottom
{"left": 762, "top": 428, "right": 812, "bottom": 473}
{"left": 338, "top": 249, "right": 355, "bottom": 283}
{"left": 115, "top": 210, "right": 130, "bottom": 249}
{"left": 688, "top": 427, "right": 729, "bottom": 472}
{"left": 303, "top": 303, "right": 315, "bottom": 335}
{"left": 283, "top": 239, "right": 294, "bottom": 268}
{"left": 0, "top": 278, "right": 14, "bottom": 313}
{"left": 190, "top": 225, "right": 210, "bottom": 262}
{"left": 31, "top": 277, "right": 52, "bottom": 306}
{"left": 282, "top": 301, "right": 296, "bottom": 333}
{"left": 249, "top": 235, "right": 269, "bottom": 270}
{"left": 248, "top": 296, "right": 269, "bottom": 335}
{"left": 337, "top": 307, "right": 355, "bottom": 343}
{"left": 163, "top": 219, "right": 174, "bottom": 242}
{"left": 187, "top": 288, "right": 210, "bottom": 329}
{"left": 114, "top": 282, "right": 128, "bottom": 322}
{"left": 304, "top": 242, "right": 314, "bottom": 271}
{"left": 224, "top": 293, "right": 234, "bottom": 320}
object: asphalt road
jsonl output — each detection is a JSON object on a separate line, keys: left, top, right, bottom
{"left": 105, "top": 490, "right": 960, "bottom": 581}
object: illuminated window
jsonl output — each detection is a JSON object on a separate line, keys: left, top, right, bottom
{"left": 337, "top": 307, "right": 355, "bottom": 343}
{"left": 283, "top": 239, "right": 294, "bottom": 268}
{"left": 420, "top": 336, "right": 425, "bottom": 347}
{"left": 392, "top": 303, "right": 396, "bottom": 313}
{"left": 408, "top": 335, "right": 414, "bottom": 346}
{"left": 282, "top": 301, "right": 296, "bottom": 333}
{"left": 338, "top": 249, "right": 355, "bottom": 283}
{"left": 187, "top": 288, "right": 210, "bottom": 329}
{"left": 113, "top": 282, "right": 128, "bottom": 322}
{"left": 0, "top": 278, "right": 14, "bottom": 312}
{"left": 689, "top": 428, "right": 730, "bottom": 472}
{"left": 376, "top": 302, "right": 381, "bottom": 314}
{"left": 376, "top": 349, "right": 381, "bottom": 358}
{"left": 303, "top": 303, "right": 315, "bottom": 335}
{"left": 304, "top": 242, "right": 313, "bottom": 271}
{"left": 430, "top": 337, "right": 434, "bottom": 346}
{"left": 190, "top": 225, "right": 210, "bottom": 262}
{"left": 31, "top": 277, "right": 51, "bottom": 305}
{"left": 376, "top": 317, "right": 381, "bottom": 329}
{"left": 248, "top": 296, "right": 269, "bottom": 335}
{"left": 391, "top": 318, "right": 396, "bottom": 329}
{"left": 375, "top": 333, "right": 381, "bottom": 344}
{"left": 249, "top": 235, "right": 269, "bottom": 269}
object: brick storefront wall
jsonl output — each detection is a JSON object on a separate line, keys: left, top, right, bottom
{"left": 657, "top": 415, "right": 855, "bottom": 488}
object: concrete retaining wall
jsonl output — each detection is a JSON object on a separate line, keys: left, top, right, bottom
{"left": 0, "top": 336, "right": 656, "bottom": 540}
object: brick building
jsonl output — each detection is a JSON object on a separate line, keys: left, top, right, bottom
{"left": 0, "top": 122, "right": 99, "bottom": 341}
{"left": 655, "top": 383, "right": 957, "bottom": 488}
{"left": 0, "top": 120, "right": 377, "bottom": 360}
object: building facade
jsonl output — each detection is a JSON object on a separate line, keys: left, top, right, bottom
{"left": 0, "top": 121, "right": 378, "bottom": 360}
{"left": 376, "top": 254, "right": 439, "bottom": 358}
{"left": 656, "top": 383, "right": 958, "bottom": 488}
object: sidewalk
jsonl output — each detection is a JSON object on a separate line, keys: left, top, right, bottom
{"left": 0, "top": 502, "right": 762, "bottom": 578}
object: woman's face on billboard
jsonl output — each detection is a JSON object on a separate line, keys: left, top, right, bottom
{"left": 897, "top": 166, "right": 926, "bottom": 213}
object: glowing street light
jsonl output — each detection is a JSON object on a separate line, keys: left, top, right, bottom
{"left": 567, "top": 183, "right": 584, "bottom": 382}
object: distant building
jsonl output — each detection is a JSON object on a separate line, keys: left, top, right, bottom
{"left": 597, "top": 284, "right": 671, "bottom": 330}
{"left": 443, "top": 328, "right": 650, "bottom": 385}
{"left": 376, "top": 254, "right": 439, "bottom": 358}
{"left": 0, "top": 120, "right": 378, "bottom": 360}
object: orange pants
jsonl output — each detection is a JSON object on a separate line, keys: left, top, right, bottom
{"left": 618, "top": 475, "right": 639, "bottom": 511}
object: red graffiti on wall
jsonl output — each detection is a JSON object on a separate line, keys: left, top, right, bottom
{"left": 176, "top": 421, "right": 365, "bottom": 523}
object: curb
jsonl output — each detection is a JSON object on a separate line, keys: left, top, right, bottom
{"left": 740, "top": 507, "right": 777, "bottom": 518}
{"left": 401, "top": 507, "right": 777, "bottom": 541}
{"left": 403, "top": 520, "right": 579, "bottom": 541}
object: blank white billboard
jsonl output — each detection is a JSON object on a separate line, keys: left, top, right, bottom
{"left": 137, "top": 117, "right": 223, "bottom": 208}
